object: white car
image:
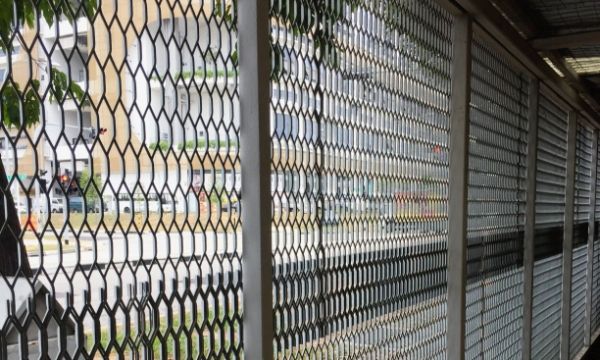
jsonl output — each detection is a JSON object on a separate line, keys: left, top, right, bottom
{"left": 50, "top": 198, "right": 63, "bottom": 213}
{"left": 14, "top": 201, "right": 29, "bottom": 214}
{"left": 161, "top": 201, "right": 174, "bottom": 213}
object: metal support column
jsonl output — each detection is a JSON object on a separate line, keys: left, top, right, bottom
{"left": 447, "top": 14, "right": 472, "bottom": 360}
{"left": 522, "top": 78, "right": 539, "bottom": 360}
{"left": 561, "top": 111, "right": 578, "bottom": 359}
{"left": 238, "top": 1, "right": 273, "bottom": 359}
{"left": 585, "top": 130, "right": 598, "bottom": 347}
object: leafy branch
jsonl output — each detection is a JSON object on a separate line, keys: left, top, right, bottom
{"left": 1, "top": 0, "right": 96, "bottom": 51}
{"left": 0, "top": 0, "right": 97, "bottom": 276}
{"left": 215, "top": 0, "right": 238, "bottom": 65}
{"left": 49, "top": 68, "right": 87, "bottom": 105}
{"left": 0, "top": 0, "right": 96, "bottom": 128}
{"left": 215, "top": 0, "right": 362, "bottom": 76}
{"left": 79, "top": 168, "right": 100, "bottom": 203}
{"left": 1, "top": 80, "right": 40, "bottom": 128}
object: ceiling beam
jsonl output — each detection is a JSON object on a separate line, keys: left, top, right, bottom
{"left": 446, "top": 0, "right": 600, "bottom": 123}
{"left": 544, "top": 52, "right": 600, "bottom": 109}
{"left": 582, "top": 73, "right": 600, "bottom": 82}
{"left": 475, "top": 0, "right": 600, "bottom": 116}
{"left": 491, "top": 1, "right": 600, "bottom": 84}
{"left": 531, "top": 30, "right": 600, "bottom": 50}
{"left": 488, "top": 0, "right": 547, "bottom": 38}
{"left": 554, "top": 23, "right": 600, "bottom": 35}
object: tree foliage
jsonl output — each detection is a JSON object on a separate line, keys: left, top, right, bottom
{"left": 49, "top": 68, "right": 87, "bottom": 104}
{"left": 216, "top": 0, "right": 361, "bottom": 75}
{"left": 1, "top": 80, "right": 40, "bottom": 128}
{"left": 79, "top": 168, "right": 100, "bottom": 203}
{"left": 269, "top": 0, "right": 362, "bottom": 67}
{"left": 0, "top": 0, "right": 97, "bottom": 52}
{"left": 216, "top": 0, "right": 443, "bottom": 86}
{"left": 0, "top": 0, "right": 97, "bottom": 276}
{"left": 0, "top": 0, "right": 96, "bottom": 128}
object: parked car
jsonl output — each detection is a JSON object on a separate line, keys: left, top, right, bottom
{"left": 67, "top": 197, "right": 100, "bottom": 213}
{"left": 115, "top": 192, "right": 170, "bottom": 213}
{"left": 220, "top": 200, "right": 240, "bottom": 213}
{"left": 51, "top": 198, "right": 63, "bottom": 213}
{"left": 15, "top": 201, "right": 29, "bottom": 214}
{"left": 86, "top": 199, "right": 103, "bottom": 213}
{"left": 116, "top": 193, "right": 133, "bottom": 213}
{"left": 382, "top": 218, "right": 418, "bottom": 233}
{"left": 160, "top": 197, "right": 174, "bottom": 213}
{"left": 68, "top": 197, "right": 84, "bottom": 213}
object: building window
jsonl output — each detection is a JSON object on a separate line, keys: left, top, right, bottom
{"left": 179, "top": 93, "right": 189, "bottom": 114}
{"left": 274, "top": 113, "right": 298, "bottom": 139}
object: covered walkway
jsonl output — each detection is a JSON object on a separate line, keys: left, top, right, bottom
{"left": 0, "top": 0, "right": 600, "bottom": 359}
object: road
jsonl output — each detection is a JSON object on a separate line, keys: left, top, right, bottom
{"left": 20, "top": 225, "right": 444, "bottom": 320}
{"left": 1, "top": 223, "right": 528, "bottom": 359}
{"left": 26, "top": 230, "right": 242, "bottom": 327}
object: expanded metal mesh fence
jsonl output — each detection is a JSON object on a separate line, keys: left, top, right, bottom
{"left": 269, "top": 0, "right": 452, "bottom": 358}
{"left": 2, "top": 1, "right": 600, "bottom": 359}
{"left": 531, "top": 91, "right": 569, "bottom": 360}
{"left": 0, "top": 1, "right": 241, "bottom": 359}
{"left": 570, "top": 124, "right": 592, "bottom": 358}
{"left": 593, "top": 139, "right": 600, "bottom": 334}
{"left": 571, "top": 245, "right": 588, "bottom": 358}
{"left": 465, "top": 38, "right": 528, "bottom": 360}
{"left": 595, "top": 238, "right": 600, "bottom": 332}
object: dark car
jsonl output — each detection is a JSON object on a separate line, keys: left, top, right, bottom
{"left": 67, "top": 197, "right": 101, "bottom": 213}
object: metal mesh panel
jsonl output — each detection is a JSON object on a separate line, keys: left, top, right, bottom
{"left": 594, "top": 238, "right": 600, "bottom": 333}
{"left": 574, "top": 125, "right": 593, "bottom": 227}
{"left": 531, "top": 92, "right": 569, "bottom": 360}
{"left": 593, "top": 139, "right": 600, "bottom": 333}
{"left": 3, "top": 1, "right": 600, "bottom": 358}
{"left": 0, "top": 2, "right": 242, "bottom": 358}
{"left": 269, "top": 0, "right": 453, "bottom": 358}
{"left": 570, "top": 245, "right": 588, "bottom": 358}
{"left": 465, "top": 38, "right": 528, "bottom": 360}
{"left": 570, "top": 124, "right": 592, "bottom": 358}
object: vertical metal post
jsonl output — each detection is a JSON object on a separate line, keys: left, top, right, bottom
{"left": 238, "top": 1, "right": 273, "bottom": 359}
{"left": 585, "top": 130, "right": 598, "bottom": 347}
{"left": 561, "top": 111, "right": 578, "bottom": 360}
{"left": 522, "top": 78, "right": 539, "bottom": 360}
{"left": 447, "top": 14, "right": 472, "bottom": 360}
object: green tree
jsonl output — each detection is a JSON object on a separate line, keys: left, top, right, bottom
{"left": 79, "top": 169, "right": 100, "bottom": 203}
{"left": 216, "top": 0, "right": 361, "bottom": 72}
{"left": 0, "top": 0, "right": 97, "bottom": 277}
